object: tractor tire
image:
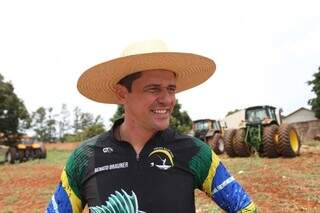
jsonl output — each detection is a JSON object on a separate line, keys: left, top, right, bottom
{"left": 233, "top": 129, "right": 251, "bottom": 157}
{"left": 208, "top": 133, "right": 224, "bottom": 155}
{"left": 35, "top": 149, "right": 42, "bottom": 159}
{"left": 277, "top": 124, "right": 301, "bottom": 157}
{"left": 18, "top": 149, "right": 25, "bottom": 162}
{"left": 5, "top": 147, "right": 17, "bottom": 164}
{"left": 40, "top": 143, "right": 47, "bottom": 159}
{"left": 224, "top": 129, "right": 237, "bottom": 157}
{"left": 25, "top": 149, "right": 31, "bottom": 161}
{"left": 262, "top": 124, "right": 280, "bottom": 158}
{"left": 30, "top": 149, "right": 36, "bottom": 159}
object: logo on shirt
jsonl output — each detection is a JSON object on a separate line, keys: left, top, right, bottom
{"left": 94, "top": 162, "right": 128, "bottom": 173}
{"left": 148, "top": 147, "right": 174, "bottom": 170}
{"left": 102, "top": 147, "right": 114, "bottom": 153}
{"left": 89, "top": 189, "right": 146, "bottom": 213}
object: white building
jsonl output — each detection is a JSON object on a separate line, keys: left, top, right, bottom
{"left": 223, "top": 109, "right": 245, "bottom": 129}
{"left": 282, "top": 107, "right": 317, "bottom": 124}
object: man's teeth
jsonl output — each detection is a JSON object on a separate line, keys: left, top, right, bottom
{"left": 153, "top": 109, "right": 168, "bottom": 114}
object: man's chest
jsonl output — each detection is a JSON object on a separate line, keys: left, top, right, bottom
{"left": 83, "top": 145, "right": 197, "bottom": 212}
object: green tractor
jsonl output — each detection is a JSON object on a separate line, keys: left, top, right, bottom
{"left": 224, "top": 105, "right": 301, "bottom": 158}
{"left": 193, "top": 119, "right": 225, "bottom": 154}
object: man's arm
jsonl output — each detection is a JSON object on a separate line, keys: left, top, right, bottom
{"left": 46, "top": 169, "right": 84, "bottom": 213}
{"left": 202, "top": 151, "right": 256, "bottom": 212}
{"left": 191, "top": 138, "right": 257, "bottom": 212}
{"left": 47, "top": 147, "right": 86, "bottom": 213}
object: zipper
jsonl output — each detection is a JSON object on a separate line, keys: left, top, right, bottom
{"left": 136, "top": 152, "right": 143, "bottom": 170}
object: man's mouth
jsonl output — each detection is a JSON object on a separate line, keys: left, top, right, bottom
{"left": 151, "top": 109, "right": 170, "bottom": 114}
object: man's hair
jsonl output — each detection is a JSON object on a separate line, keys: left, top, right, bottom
{"left": 117, "top": 72, "right": 142, "bottom": 92}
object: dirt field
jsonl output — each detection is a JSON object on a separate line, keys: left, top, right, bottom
{"left": 0, "top": 141, "right": 319, "bottom": 213}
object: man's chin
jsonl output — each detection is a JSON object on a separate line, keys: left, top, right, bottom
{"left": 153, "top": 119, "right": 170, "bottom": 130}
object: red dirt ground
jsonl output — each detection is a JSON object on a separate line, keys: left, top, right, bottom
{"left": 1, "top": 142, "right": 319, "bottom": 212}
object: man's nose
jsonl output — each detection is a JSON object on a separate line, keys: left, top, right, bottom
{"left": 157, "top": 89, "right": 175, "bottom": 103}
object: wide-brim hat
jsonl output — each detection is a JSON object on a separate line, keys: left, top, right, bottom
{"left": 77, "top": 40, "right": 216, "bottom": 104}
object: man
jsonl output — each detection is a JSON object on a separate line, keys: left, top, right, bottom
{"left": 47, "top": 40, "right": 257, "bottom": 212}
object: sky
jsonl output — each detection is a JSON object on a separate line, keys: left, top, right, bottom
{"left": 0, "top": 0, "right": 319, "bottom": 128}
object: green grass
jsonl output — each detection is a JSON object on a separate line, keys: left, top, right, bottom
{"left": 0, "top": 147, "right": 7, "bottom": 162}
{"left": 3, "top": 195, "right": 19, "bottom": 205}
{"left": 1, "top": 142, "right": 320, "bottom": 212}
{"left": 29, "top": 149, "right": 71, "bottom": 165}
{"left": 0, "top": 209, "right": 14, "bottom": 213}
{"left": 303, "top": 140, "right": 320, "bottom": 147}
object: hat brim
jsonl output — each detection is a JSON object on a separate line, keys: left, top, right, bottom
{"left": 77, "top": 52, "right": 215, "bottom": 104}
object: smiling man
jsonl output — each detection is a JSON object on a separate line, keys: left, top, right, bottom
{"left": 46, "top": 40, "right": 257, "bottom": 213}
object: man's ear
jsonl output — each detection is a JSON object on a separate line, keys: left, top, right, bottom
{"left": 114, "top": 84, "right": 128, "bottom": 103}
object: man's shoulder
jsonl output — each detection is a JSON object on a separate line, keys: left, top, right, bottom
{"left": 79, "top": 131, "right": 112, "bottom": 147}
{"left": 167, "top": 128, "right": 207, "bottom": 143}
{"left": 163, "top": 128, "right": 193, "bottom": 141}
{"left": 163, "top": 128, "right": 211, "bottom": 152}
{"left": 70, "top": 131, "right": 112, "bottom": 158}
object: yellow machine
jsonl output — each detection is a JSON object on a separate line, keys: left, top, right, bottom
{"left": 5, "top": 136, "right": 46, "bottom": 164}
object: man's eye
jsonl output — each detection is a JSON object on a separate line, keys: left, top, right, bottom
{"left": 148, "top": 88, "right": 161, "bottom": 93}
{"left": 167, "top": 87, "right": 176, "bottom": 94}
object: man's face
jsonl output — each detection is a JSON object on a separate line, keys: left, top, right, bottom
{"left": 122, "top": 69, "right": 176, "bottom": 132}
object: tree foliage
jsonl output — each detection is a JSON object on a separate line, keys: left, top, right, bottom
{"left": 65, "top": 109, "right": 106, "bottom": 142}
{"left": 0, "top": 73, "right": 30, "bottom": 145}
{"left": 226, "top": 109, "right": 240, "bottom": 117}
{"left": 308, "top": 66, "right": 320, "bottom": 118}
{"left": 81, "top": 118, "right": 105, "bottom": 139}
{"left": 72, "top": 106, "right": 82, "bottom": 134}
{"left": 31, "top": 107, "right": 57, "bottom": 142}
{"left": 58, "top": 103, "right": 71, "bottom": 142}
{"left": 30, "top": 105, "right": 105, "bottom": 142}
{"left": 169, "top": 100, "right": 192, "bottom": 133}
{"left": 111, "top": 99, "right": 192, "bottom": 134}
{"left": 110, "top": 105, "right": 124, "bottom": 123}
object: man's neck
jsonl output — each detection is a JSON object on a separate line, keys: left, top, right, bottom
{"left": 118, "top": 119, "right": 156, "bottom": 154}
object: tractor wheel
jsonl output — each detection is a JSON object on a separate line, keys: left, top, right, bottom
{"left": 31, "top": 149, "right": 36, "bottom": 159}
{"left": 208, "top": 133, "right": 224, "bottom": 155}
{"left": 35, "top": 149, "right": 42, "bottom": 159}
{"left": 18, "top": 149, "right": 25, "bottom": 162}
{"left": 262, "top": 124, "right": 280, "bottom": 158}
{"left": 277, "top": 124, "right": 301, "bottom": 157}
{"left": 25, "top": 149, "right": 31, "bottom": 161}
{"left": 224, "top": 129, "right": 237, "bottom": 157}
{"left": 5, "top": 147, "right": 17, "bottom": 164}
{"left": 233, "top": 129, "right": 251, "bottom": 157}
{"left": 40, "top": 143, "right": 47, "bottom": 159}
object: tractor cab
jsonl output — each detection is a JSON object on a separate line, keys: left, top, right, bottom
{"left": 193, "top": 119, "right": 225, "bottom": 154}
{"left": 193, "top": 119, "right": 220, "bottom": 141}
{"left": 245, "top": 106, "right": 278, "bottom": 125}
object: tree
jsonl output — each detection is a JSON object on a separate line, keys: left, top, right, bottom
{"left": 226, "top": 109, "right": 240, "bottom": 117}
{"left": 79, "top": 112, "right": 95, "bottom": 130}
{"left": 46, "top": 107, "right": 57, "bottom": 141}
{"left": 0, "top": 73, "right": 30, "bottom": 145}
{"left": 110, "top": 105, "right": 124, "bottom": 122}
{"left": 73, "top": 106, "right": 82, "bottom": 134}
{"left": 110, "top": 99, "right": 193, "bottom": 134}
{"left": 65, "top": 108, "right": 106, "bottom": 142}
{"left": 58, "top": 103, "right": 71, "bottom": 142}
{"left": 308, "top": 66, "right": 320, "bottom": 118}
{"left": 169, "top": 100, "right": 193, "bottom": 133}
{"left": 31, "top": 107, "right": 47, "bottom": 141}
{"left": 31, "top": 107, "right": 57, "bottom": 142}
{"left": 82, "top": 115, "right": 105, "bottom": 138}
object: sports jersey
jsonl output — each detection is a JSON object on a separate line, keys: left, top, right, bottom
{"left": 47, "top": 119, "right": 257, "bottom": 213}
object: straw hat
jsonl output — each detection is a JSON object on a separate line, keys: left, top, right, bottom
{"left": 77, "top": 40, "right": 216, "bottom": 104}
